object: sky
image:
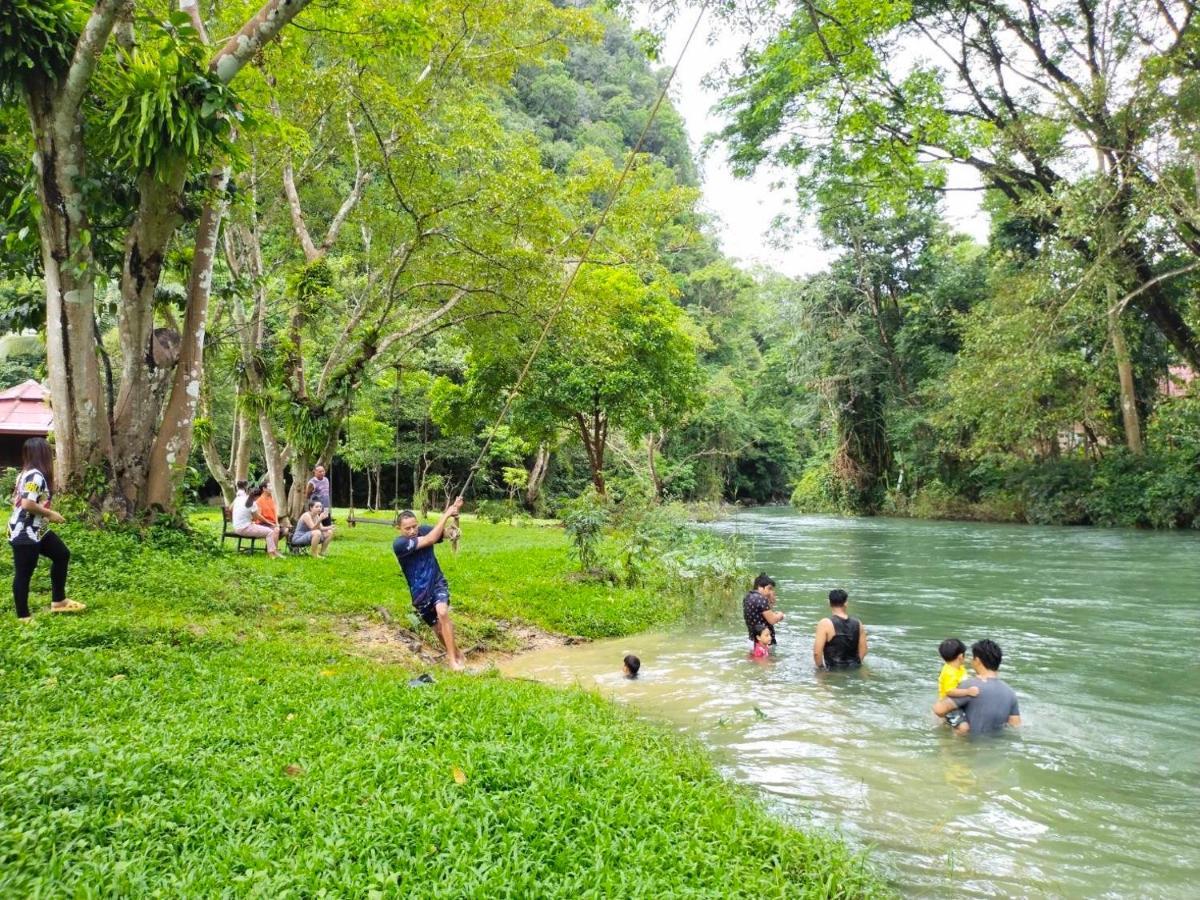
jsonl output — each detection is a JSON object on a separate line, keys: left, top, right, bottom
{"left": 643, "top": 6, "right": 990, "bottom": 278}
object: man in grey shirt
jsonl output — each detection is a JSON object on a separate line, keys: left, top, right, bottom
{"left": 306, "top": 464, "right": 332, "bottom": 526}
{"left": 932, "top": 638, "right": 1021, "bottom": 735}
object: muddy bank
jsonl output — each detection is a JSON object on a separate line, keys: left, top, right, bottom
{"left": 335, "top": 606, "right": 588, "bottom": 668}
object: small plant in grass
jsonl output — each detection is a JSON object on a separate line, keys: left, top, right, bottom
{"left": 560, "top": 489, "right": 610, "bottom": 575}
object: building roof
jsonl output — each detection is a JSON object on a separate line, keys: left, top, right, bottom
{"left": 1162, "top": 365, "right": 1196, "bottom": 399}
{"left": 0, "top": 380, "right": 53, "bottom": 435}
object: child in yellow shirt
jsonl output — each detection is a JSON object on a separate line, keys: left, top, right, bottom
{"left": 938, "top": 638, "right": 979, "bottom": 727}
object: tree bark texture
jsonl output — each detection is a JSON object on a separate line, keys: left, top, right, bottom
{"left": 110, "top": 164, "right": 188, "bottom": 512}
{"left": 525, "top": 443, "right": 550, "bottom": 508}
{"left": 146, "top": 167, "right": 232, "bottom": 509}
{"left": 25, "top": 74, "right": 114, "bottom": 491}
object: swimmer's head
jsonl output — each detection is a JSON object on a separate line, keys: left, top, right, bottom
{"left": 971, "top": 639, "right": 1003, "bottom": 672}
{"left": 623, "top": 654, "right": 641, "bottom": 678}
{"left": 756, "top": 626, "right": 772, "bottom": 645}
{"left": 753, "top": 572, "right": 777, "bottom": 601}
{"left": 828, "top": 589, "right": 848, "bottom": 607}
{"left": 939, "top": 638, "right": 966, "bottom": 664}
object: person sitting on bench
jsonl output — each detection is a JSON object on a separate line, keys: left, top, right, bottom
{"left": 291, "top": 500, "right": 334, "bottom": 557}
{"left": 255, "top": 482, "right": 288, "bottom": 540}
{"left": 233, "top": 486, "right": 282, "bottom": 558}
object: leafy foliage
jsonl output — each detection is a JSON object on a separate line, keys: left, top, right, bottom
{"left": 100, "top": 13, "right": 242, "bottom": 181}
{"left": 0, "top": 0, "right": 80, "bottom": 101}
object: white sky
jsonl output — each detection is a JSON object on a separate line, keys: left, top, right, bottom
{"left": 647, "top": 7, "right": 991, "bottom": 277}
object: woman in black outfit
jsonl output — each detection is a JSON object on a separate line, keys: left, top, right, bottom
{"left": 7, "top": 437, "right": 83, "bottom": 620}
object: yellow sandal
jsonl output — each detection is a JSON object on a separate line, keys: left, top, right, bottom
{"left": 49, "top": 599, "right": 87, "bottom": 613}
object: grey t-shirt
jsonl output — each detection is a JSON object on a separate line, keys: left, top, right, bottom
{"left": 953, "top": 677, "right": 1020, "bottom": 734}
{"left": 307, "top": 476, "right": 331, "bottom": 509}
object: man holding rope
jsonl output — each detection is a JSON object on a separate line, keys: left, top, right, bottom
{"left": 394, "top": 497, "right": 465, "bottom": 670}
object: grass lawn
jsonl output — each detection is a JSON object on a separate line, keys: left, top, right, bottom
{"left": 0, "top": 510, "right": 888, "bottom": 897}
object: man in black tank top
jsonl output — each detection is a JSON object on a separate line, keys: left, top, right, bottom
{"left": 813, "top": 589, "right": 868, "bottom": 669}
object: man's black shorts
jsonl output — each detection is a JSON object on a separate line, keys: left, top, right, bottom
{"left": 414, "top": 579, "right": 451, "bottom": 627}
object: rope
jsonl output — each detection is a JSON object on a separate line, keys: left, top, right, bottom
{"left": 454, "top": 2, "right": 711, "bottom": 499}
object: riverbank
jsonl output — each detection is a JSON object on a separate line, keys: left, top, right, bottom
{"left": 0, "top": 513, "right": 887, "bottom": 896}
{"left": 791, "top": 446, "right": 1200, "bottom": 529}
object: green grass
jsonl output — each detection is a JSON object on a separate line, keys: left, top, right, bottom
{"left": 0, "top": 511, "right": 888, "bottom": 897}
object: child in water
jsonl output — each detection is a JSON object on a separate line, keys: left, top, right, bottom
{"left": 937, "top": 638, "right": 979, "bottom": 727}
{"left": 751, "top": 625, "right": 772, "bottom": 660}
{"left": 623, "top": 654, "right": 641, "bottom": 679}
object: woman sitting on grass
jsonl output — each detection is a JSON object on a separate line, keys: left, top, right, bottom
{"left": 7, "top": 437, "right": 84, "bottom": 619}
{"left": 291, "top": 500, "right": 334, "bottom": 557}
{"left": 233, "top": 486, "right": 282, "bottom": 558}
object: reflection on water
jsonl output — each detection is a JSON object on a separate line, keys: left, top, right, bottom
{"left": 502, "top": 510, "right": 1200, "bottom": 898}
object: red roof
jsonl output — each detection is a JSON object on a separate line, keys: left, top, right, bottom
{"left": 0, "top": 380, "right": 53, "bottom": 435}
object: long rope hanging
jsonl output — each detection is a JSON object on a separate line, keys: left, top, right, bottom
{"left": 454, "top": 2, "right": 712, "bottom": 499}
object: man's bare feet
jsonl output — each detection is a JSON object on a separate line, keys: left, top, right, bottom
{"left": 448, "top": 656, "right": 465, "bottom": 671}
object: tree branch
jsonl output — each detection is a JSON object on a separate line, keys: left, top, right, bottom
{"left": 60, "top": 0, "right": 123, "bottom": 118}
{"left": 318, "top": 114, "right": 371, "bottom": 254}
{"left": 281, "top": 156, "right": 320, "bottom": 262}
{"left": 210, "top": 0, "right": 313, "bottom": 84}
{"left": 373, "top": 289, "right": 468, "bottom": 359}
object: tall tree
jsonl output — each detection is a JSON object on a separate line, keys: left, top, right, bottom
{"left": 2, "top": 0, "right": 314, "bottom": 515}
{"left": 718, "top": 0, "right": 1200, "bottom": 370}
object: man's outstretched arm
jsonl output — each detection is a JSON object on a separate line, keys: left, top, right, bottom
{"left": 415, "top": 496, "right": 464, "bottom": 549}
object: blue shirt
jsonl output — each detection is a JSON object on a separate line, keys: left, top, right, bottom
{"left": 393, "top": 525, "right": 445, "bottom": 606}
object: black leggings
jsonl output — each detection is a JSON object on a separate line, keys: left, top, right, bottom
{"left": 10, "top": 531, "right": 70, "bottom": 619}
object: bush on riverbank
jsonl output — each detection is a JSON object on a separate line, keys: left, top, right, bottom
{"left": 876, "top": 448, "right": 1200, "bottom": 528}
{"left": 0, "top": 516, "right": 888, "bottom": 897}
{"left": 561, "top": 492, "right": 749, "bottom": 617}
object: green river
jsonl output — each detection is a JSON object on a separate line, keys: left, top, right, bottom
{"left": 503, "top": 509, "right": 1200, "bottom": 898}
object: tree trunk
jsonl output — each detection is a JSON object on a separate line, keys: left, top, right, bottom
{"left": 258, "top": 411, "right": 289, "bottom": 523}
{"left": 233, "top": 406, "right": 254, "bottom": 482}
{"left": 25, "top": 77, "right": 113, "bottom": 492}
{"left": 198, "top": 382, "right": 234, "bottom": 505}
{"left": 287, "top": 456, "right": 312, "bottom": 521}
{"left": 525, "top": 443, "right": 550, "bottom": 508}
{"left": 647, "top": 431, "right": 664, "bottom": 499}
{"left": 110, "top": 164, "right": 188, "bottom": 512}
{"left": 575, "top": 412, "right": 607, "bottom": 495}
{"left": 1108, "top": 291, "right": 1143, "bottom": 454}
{"left": 146, "top": 167, "right": 231, "bottom": 510}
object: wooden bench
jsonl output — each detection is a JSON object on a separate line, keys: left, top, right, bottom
{"left": 221, "top": 506, "right": 265, "bottom": 554}
{"left": 347, "top": 507, "right": 401, "bottom": 528}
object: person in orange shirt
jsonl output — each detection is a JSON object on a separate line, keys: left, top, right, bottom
{"left": 255, "top": 483, "right": 287, "bottom": 540}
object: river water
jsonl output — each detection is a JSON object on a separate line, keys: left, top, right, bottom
{"left": 502, "top": 509, "right": 1200, "bottom": 898}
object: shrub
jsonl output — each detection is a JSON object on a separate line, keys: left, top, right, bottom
{"left": 559, "top": 490, "right": 610, "bottom": 574}
{"left": 790, "top": 459, "right": 853, "bottom": 514}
